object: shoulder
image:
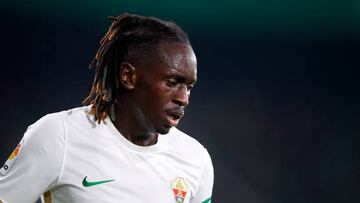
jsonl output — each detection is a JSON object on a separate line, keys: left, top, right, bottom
{"left": 25, "top": 111, "right": 65, "bottom": 141}
{"left": 165, "top": 127, "right": 211, "bottom": 162}
{"left": 27, "top": 106, "right": 88, "bottom": 132}
{"left": 25, "top": 106, "right": 91, "bottom": 144}
{"left": 56, "top": 106, "right": 100, "bottom": 130}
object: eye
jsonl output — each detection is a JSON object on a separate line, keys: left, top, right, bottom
{"left": 187, "top": 84, "right": 194, "bottom": 91}
{"left": 165, "top": 79, "right": 177, "bottom": 87}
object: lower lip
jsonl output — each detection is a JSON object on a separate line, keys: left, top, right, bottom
{"left": 166, "top": 116, "right": 180, "bottom": 127}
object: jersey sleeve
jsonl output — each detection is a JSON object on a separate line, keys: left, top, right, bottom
{"left": 191, "top": 148, "right": 214, "bottom": 203}
{"left": 0, "top": 113, "right": 66, "bottom": 203}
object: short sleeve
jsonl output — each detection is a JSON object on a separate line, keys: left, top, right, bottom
{"left": 191, "top": 148, "right": 214, "bottom": 203}
{"left": 0, "top": 114, "right": 66, "bottom": 203}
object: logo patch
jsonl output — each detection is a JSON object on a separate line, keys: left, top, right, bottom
{"left": 0, "top": 139, "right": 24, "bottom": 176}
{"left": 171, "top": 177, "right": 189, "bottom": 203}
{"left": 82, "top": 176, "right": 115, "bottom": 187}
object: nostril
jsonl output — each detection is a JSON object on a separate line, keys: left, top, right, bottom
{"left": 173, "top": 99, "right": 188, "bottom": 107}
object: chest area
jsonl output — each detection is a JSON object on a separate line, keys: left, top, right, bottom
{"left": 54, "top": 140, "right": 199, "bottom": 203}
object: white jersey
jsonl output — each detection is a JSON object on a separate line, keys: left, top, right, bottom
{"left": 0, "top": 106, "right": 213, "bottom": 203}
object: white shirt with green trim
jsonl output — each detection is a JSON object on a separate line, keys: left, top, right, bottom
{"left": 0, "top": 106, "right": 213, "bottom": 203}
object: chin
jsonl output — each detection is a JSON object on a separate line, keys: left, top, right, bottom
{"left": 156, "top": 126, "right": 171, "bottom": 134}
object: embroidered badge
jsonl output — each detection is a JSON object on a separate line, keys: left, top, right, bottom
{"left": 0, "top": 139, "right": 24, "bottom": 176}
{"left": 171, "top": 177, "right": 189, "bottom": 203}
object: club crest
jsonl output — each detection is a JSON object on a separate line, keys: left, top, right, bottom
{"left": 171, "top": 177, "right": 189, "bottom": 203}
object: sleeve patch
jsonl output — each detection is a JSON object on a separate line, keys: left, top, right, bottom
{"left": 0, "top": 139, "right": 24, "bottom": 176}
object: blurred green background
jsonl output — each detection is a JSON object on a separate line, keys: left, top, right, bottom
{"left": 2, "top": 0, "right": 359, "bottom": 36}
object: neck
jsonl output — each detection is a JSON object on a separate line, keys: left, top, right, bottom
{"left": 112, "top": 99, "right": 158, "bottom": 146}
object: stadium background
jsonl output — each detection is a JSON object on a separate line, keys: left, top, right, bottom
{"left": 0, "top": 1, "right": 359, "bottom": 202}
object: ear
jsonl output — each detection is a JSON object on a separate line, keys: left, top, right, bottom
{"left": 119, "top": 62, "right": 137, "bottom": 90}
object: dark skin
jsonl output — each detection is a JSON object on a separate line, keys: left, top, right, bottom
{"left": 113, "top": 42, "right": 197, "bottom": 146}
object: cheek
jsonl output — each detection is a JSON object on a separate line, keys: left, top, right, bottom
{"left": 152, "top": 86, "right": 173, "bottom": 107}
{"left": 143, "top": 83, "right": 173, "bottom": 111}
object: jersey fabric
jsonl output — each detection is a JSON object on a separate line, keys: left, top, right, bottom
{"left": 0, "top": 106, "right": 214, "bottom": 203}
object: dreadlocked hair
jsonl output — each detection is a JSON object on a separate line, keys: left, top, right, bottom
{"left": 82, "top": 13, "right": 191, "bottom": 123}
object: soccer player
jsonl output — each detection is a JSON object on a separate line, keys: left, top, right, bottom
{"left": 0, "top": 13, "right": 213, "bottom": 203}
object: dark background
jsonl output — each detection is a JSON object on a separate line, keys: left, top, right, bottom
{"left": 0, "top": 1, "right": 359, "bottom": 202}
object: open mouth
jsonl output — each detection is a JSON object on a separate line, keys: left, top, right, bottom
{"left": 170, "top": 114, "right": 181, "bottom": 120}
{"left": 166, "top": 111, "right": 184, "bottom": 127}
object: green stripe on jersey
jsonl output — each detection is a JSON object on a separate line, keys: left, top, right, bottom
{"left": 202, "top": 197, "right": 211, "bottom": 203}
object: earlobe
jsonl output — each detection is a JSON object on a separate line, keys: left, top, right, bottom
{"left": 120, "top": 62, "right": 136, "bottom": 90}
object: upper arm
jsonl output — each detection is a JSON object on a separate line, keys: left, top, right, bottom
{"left": 0, "top": 114, "right": 66, "bottom": 203}
{"left": 191, "top": 148, "right": 214, "bottom": 203}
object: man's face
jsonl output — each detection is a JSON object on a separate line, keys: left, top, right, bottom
{"left": 131, "top": 43, "right": 197, "bottom": 134}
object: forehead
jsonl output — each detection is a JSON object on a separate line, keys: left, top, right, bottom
{"left": 154, "top": 43, "right": 197, "bottom": 79}
{"left": 157, "top": 43, "right": 196, "bottom": 66}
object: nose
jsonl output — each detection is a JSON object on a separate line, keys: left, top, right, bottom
{"left": 173, "top": 85, "right": 189, "bottom": 107}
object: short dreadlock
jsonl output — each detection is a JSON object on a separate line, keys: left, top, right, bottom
{"left": 83, "top": 13, "right": 191, "bottom": 123}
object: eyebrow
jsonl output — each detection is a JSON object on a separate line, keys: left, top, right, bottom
{"left": 166, "top": 72, "right": 197, "bottom": 84}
